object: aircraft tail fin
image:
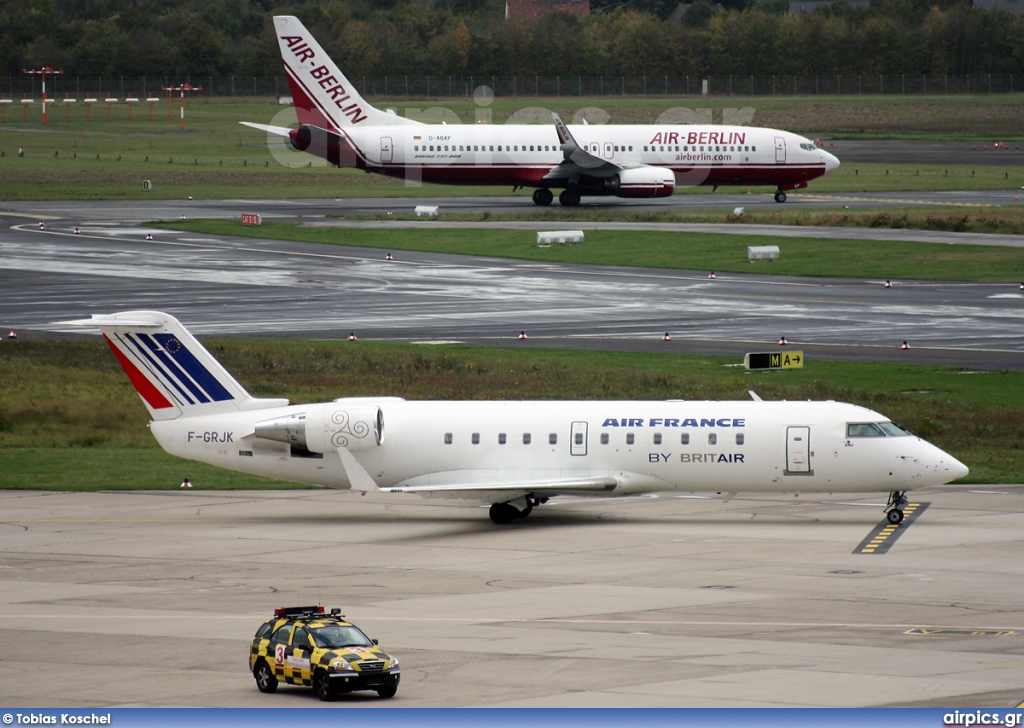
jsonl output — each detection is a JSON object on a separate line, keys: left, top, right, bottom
{"left": 274, "top": 15, "right": 417, "bottom": 130}
{"left": 61, "top": 311, "right": 289, "bottom": 421}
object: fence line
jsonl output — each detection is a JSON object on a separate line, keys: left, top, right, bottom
{"left": 2, "top": 74, "right": 1018, "bottom": 99}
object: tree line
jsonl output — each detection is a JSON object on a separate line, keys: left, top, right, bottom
{"left": 3, "top": 0, "right": 1023, "bottom": 82}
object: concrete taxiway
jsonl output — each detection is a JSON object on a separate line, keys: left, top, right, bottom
{"left": 2, "top": 486, "right": 1023, "bottom": 708}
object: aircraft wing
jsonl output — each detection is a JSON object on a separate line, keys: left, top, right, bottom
{"left": 545, "top": 112, "right": 621, "bottom": 180}
{"left": 379, "top": 475, "right": 619, "bottom": 497}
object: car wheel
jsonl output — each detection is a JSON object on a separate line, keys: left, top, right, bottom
{"left": 377, "top": 685, "right": 398, "bottom": 699}
{"left": 254, "top": 661, "right": 278, "bottom": 693}
{"left": 314, "top": 670, "right": 335, "bottom": 701}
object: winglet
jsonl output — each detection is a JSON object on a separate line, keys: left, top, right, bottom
{"left": 552, "top": 112, "right": 578, "bottom": 159}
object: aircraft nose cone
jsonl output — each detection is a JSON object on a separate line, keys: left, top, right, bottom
{"left": 947, "top": 456, "right": 969, "bottom": 481}
{"left": 823, "top": 151, "right": 840, "bottom": 173}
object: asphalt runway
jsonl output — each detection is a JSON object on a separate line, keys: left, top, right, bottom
{"left": 2, "top": 212, "right": 1022, "bottom": 370}
{"left": 2, "top": 485, "right": 1024, "bottom": 708}
{"left": 834, "top": 139, "right": 1024, "bottom": 167}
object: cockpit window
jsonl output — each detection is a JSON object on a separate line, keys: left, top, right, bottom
{"left": 877, "top": 421, "right": 911, "bottom": 437}
{"left": 800, "top": 142, "right": 816, "bottom": 151}
{"left": 847, "top": 423, "right": 885, "bottom": 437}
{"left": 847, "top": 422, "right": 911, "bottom": 437}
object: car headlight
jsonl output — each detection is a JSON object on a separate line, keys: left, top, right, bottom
{"left": 389, "top": 657, "right": 399, "bottom": 669}
{"left": 331, "top": 659, "right": 353, "bottom": 671}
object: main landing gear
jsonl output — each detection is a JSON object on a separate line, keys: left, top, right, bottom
{"left": 885, "top": 491, "right": 908, "bottom": 524}
{"left": 489, "top": 496, "right": 547, "bottom": 524}
{"left": 774, "top": 189, "right": 787, "bottom": 203}
{"left": 558, "top": 189, "right": 581, "bottom": 207}
{"left": 532, "top": 187, "right": 579, "bottom": 207}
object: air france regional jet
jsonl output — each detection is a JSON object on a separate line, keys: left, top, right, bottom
{"left": 66, "top": 311, "right": 967, "bottom": 525}
{"left": 243, "top": 16, "right": 840, "bottom": 206}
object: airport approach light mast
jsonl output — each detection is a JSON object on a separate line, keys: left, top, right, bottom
{"left": 23, "top": 67, "right": 63, "bottom": 124}
{"left": 161, "top": 83, "right": 203, "bottom": 130}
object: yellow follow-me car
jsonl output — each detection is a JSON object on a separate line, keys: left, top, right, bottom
{"left": 249, "top": 606, "right": 400, "bottom": 700}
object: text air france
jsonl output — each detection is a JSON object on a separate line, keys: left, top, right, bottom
{"left": 602, "top": 418, "right": 745, "bottom": 428}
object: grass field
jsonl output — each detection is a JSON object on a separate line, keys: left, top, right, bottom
{"left": 0, "top": 339, "right": 1020, "bottom": 488}
{"left": 337, "top": 205, "right": 1024, "bottom": 235}
{"left": 1, "top": 98, "right": 1022, "bottom": 201}
{"left": 160, "top": 219, "right": 1024, "bottom": 282}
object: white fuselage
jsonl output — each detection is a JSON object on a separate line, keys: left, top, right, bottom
{"left": 332, "top": 123, "right": 836, "bottom": 190}
{"left": 151, "top": 398, "right": 964, "bottom": 500}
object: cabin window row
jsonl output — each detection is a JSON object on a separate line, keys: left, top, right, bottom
{"left": 643, "top": 145, "right": 756, "bottom": 153}
{"left": 414, "top": 144, "right": 562, "bottom": 153}
{"left": 603, "top": 432, "right": 744, "bottom": 446}
{"left": 442, "top": 432, "right": 745, "bottom": 446}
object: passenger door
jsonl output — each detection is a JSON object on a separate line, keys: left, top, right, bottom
{"left": 570, "top": 421, "right": 588, "bottom": 456}
{"left": 774, "top": 136, "right": 786, "bottom": 164}
{"left": 380, "top": 137, "right": 393, "bottom": 164}
{"left": 785, "top": 426, "right": 812, "bottom": 475}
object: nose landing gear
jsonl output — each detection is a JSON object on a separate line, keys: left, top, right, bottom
{"left": 774, "top": 189, "right": 787, "bottom": 203}
{"left": 885, "top": 491, "right": 908, "bottom": 524}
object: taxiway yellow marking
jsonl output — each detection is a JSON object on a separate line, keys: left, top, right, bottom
{"left": 855, "top": 503, "right": 927, "bottom": 554}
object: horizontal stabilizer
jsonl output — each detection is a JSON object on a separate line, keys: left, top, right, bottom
{"left": 240, "top": 121, "right": 293, "bottom": 138}
{"left": 61, "top": 313, "right": 164, "bottom": 328}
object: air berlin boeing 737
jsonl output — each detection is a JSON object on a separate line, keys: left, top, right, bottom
{"left": 67, "top": 311, "right": 967, "bottom": 525}
{"left": 243, "top": 15, "right": 840, "bottom": 206}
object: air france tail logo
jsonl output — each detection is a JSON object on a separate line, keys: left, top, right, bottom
{"left": 109, "top": 332, "right": 234, "bottom": 409}
{"left": 281, "top": 35, "right": 368, "bottom": 125}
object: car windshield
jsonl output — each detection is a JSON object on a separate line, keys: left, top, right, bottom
{"left": 310, "top": 624, "right": 374, "bottom": 649}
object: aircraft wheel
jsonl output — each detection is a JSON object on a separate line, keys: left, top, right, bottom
{"left": 774, "top": 190, "right": 787, "bottom": 203}
{"left": 516, "top": 500, "right": 534, "bottom": 518}
{"left": 558, "top": 190, "right": 581, "bottom": 207}
{"left": 886, "top": 509, "right": 904, "bottom": 525}
{"left": 489, "top": 503, "right": 517, "bottom": 525}
{"left": 532, "top": 188, "right": 553, "bottom": 206}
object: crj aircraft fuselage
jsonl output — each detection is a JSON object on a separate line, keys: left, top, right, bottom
{"left": 68, "top": 312, "right": 967, "bottom": 525}
{"left": 243, "top": 16, "right": 840, "bottom": 206}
